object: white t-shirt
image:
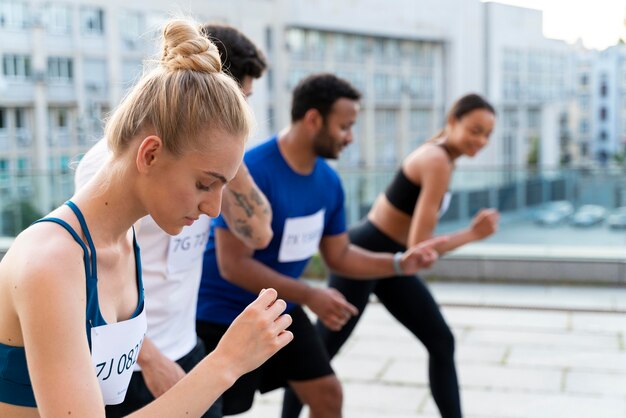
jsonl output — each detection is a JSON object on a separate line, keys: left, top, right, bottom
{"left": 75, "top": 138, "right": 201, "bottom": 363}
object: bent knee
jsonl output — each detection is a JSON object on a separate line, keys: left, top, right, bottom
{"left": 427, "top": 326, "right": 456, "bottom": 358}
{"left": 294, "top": 375, "right": 343, "bottom": 414}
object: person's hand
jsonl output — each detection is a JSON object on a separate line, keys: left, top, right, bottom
{"left": 213, "top": 288, "right": 293, "bottom": 378}
{"left": 400, "top": 236, "right": 449, "bottom": 274}
{"left": 304, "top": 287, "right": 358, "bottom": 331}
{"left": 470, "top": 208, "right": 499, "bottom": 240}
{"left": 141, "top": 352, "right": 187, "bottom": 398}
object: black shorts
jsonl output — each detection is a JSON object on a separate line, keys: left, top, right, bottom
{"left": 196, "top": 305, "right": 335, "bottom": 415}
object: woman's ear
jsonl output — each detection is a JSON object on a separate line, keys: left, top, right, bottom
{"left": 136, "top": 135, "right": 164, "bottom": 174}
{"left": 446, "top": 114, "right": 457, "bottom": 129}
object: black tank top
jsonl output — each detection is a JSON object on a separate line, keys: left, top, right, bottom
{"left": 384, "top": 143, "right": 453, "bottom": 215}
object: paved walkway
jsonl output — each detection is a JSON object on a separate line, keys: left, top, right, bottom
{"left": 238, "top": 282, "right": 626, "bottom": 417}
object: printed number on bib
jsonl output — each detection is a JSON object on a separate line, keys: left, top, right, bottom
{"left": 91, "top": 309, "right": 147, "bottom": 405}
{"left": 278, "top": 209, "right": 325, "bottom": 262}
{"left": 167, "top": 215, "right": 211, "bottom": 274}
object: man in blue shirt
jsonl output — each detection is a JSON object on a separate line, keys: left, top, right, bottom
{"left": 196, "top": 73, "right": 442, "bottom": 417}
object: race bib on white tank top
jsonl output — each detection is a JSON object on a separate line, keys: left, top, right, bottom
{"left": 91, "top": 309, "right": 147, "bottom": 405}
{"left": 278, "top": 209, "right": 325, "bottom": 262}
{"left": 167, "top": 215, "right": 211, "bottom": 275}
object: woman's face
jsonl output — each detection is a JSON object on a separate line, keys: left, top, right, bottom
{"left": 448, "top": 109, "right": 496, "bottom": 157}
{"left": 141, "top": 129, "right": 244, "bottom": 235}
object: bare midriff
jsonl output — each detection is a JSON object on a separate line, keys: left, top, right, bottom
{"left": 366, "top": 194, "right": 413, "bottom": 247}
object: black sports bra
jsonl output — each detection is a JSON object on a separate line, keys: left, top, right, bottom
{"left": 384, "top": 143, "right": 453, "bottom": 216}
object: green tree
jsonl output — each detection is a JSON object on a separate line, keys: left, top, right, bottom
{"left": 1, "top": 200, "right": 43, "bottom": 236}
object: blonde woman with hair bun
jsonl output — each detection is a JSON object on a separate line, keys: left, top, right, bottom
{"left": 0, "top": 18, "right": 293, "bottom": 418}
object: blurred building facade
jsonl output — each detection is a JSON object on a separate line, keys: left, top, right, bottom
{"left": 0, "top": 0, "right": 620, "bottom": 224}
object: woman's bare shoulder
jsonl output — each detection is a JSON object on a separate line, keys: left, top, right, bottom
{"left": 403, "top": 143, "right": 452, "bottom": 181}
{"left": 4, "top": 221, "right": 86, "bottom": 292}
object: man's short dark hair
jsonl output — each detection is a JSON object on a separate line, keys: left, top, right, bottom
{"left": 200, "top": 23, "right": 267, "bottom": 85}
{"left": 291, "top": 73, "right": 361, "bottom": 122}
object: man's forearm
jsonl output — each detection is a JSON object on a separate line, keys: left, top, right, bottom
{"left": 219, "top": 257, "right": 313, "bottom": 305}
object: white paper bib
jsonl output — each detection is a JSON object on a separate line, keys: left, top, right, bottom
{"left": 278, "top": 209, "right": 325, "bottom": 262}
{"left": 91, "top": 309, "right": 147, "bottom": 405}
{"left": 167, "top": 215, "right": 211, "bottom": 275}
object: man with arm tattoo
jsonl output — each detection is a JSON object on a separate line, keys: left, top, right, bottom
{"left": 195, "top": 73, "right": 444, "bottom": 418}
{"left": 74, "top": 24, "right": 272, "bottom": 418}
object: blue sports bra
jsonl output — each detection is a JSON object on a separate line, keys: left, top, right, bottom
{"left": 0, "top": 201, "right": 144, "bottom": 407}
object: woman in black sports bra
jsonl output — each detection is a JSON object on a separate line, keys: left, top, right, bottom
{"left": 283, "top": 93, "right": 499, "bottom": 418}
{"left": 0, "top": 19, "right": 292, "bottom": 418}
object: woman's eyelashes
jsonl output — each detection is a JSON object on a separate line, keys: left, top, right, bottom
{"left": 196, "top": 181, "right": 214, "bottom": 192}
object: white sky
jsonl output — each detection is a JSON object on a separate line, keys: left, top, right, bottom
{"left": 483, "top": 0, "right": 626, "bottom": 50}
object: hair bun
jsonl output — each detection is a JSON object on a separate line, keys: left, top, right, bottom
{"left": 161, "top": 19, "right": 221, "bottom": 73}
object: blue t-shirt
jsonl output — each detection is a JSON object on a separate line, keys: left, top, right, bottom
{"left": 197, "top": 136, "right": 346, "bottom": 325}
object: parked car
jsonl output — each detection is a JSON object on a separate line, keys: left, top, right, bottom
{"left": 534, "top": 200, "right": 574, "bottom": 226}
{"left": 607, "top": 207, "right": 626, "bottom": 230}
{"left": 570, "top": 205, "right": 607, "bottom": 227}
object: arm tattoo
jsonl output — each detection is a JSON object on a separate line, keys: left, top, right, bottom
{"left": 250, "top": 187, "right": 272, "bottom": 215}
{"left": 233, "top": 219, "right": 253, "bottom": 239}
{"left": 230, "top": 190, "right": 254, "bottom": 217}
{"left": 249, "top": 188, "right": 264, "bottom": 206}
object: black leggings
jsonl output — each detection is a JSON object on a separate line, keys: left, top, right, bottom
{"left": 282, "top": 220, "right": 462, "bottom": 418}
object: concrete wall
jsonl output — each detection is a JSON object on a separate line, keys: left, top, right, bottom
{"left": 422, "top": 243, "right": 626, "bottom": 285}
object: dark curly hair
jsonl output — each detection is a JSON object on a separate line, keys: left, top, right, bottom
{"left": 199, "top": 23, "right": 267, "bottom": 85}
{"left": 291, "top": 73, "right": 361, "bottom": 122}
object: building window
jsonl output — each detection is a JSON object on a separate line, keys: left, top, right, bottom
{"left": 60, "top": 155, "right": 70, "bottom": 173}
{"left": 374, "top": 109, "right": 398, "bottom": 166}
{"left": 600, "top": 107, "right": 607, "bottom": 121}
{"left": 56, "top": 108, "right": 68, "bottom": 128}
{"left": 45, "top": 3, "right": 71, "bottom": 34}
{"left": 16, "top": 157, "right": 29, "bottom": 172}
{"left": 287, "top": 68, "right": 309, "bottom": 90}
{"left": 409, "top": 109, "right": 432, "bottom": 150}
{"left": 286, "top": 28, "right": 305, "bottom": 57}
{"left": 580, "top": 74, "right": 588, "bottom": 86}
{"left": 338, "top": 117, "right": 362, "bottom": 168}
{"left": 81, "top": 7, "right": 104, "bottom": 35}
{"left": 2, "top": 54, "right": 31, "bottom": 79}
{"left": 580, "top": 143, "right": 588, "bottom": 157}
{"left": 600, "top": 82, "right": 607, "bottom": 97}
{"left": 527, "top": 108, "right": 541, "bottom": 130}
{"left": 15, "top": 108, "right": 25, "bottom": 128}
{"left": 0, "top": 0, "right": 26, "bottom": 29}
{"left": 47, "top": 57, "right": 73, "bottom": 81}
{"left": 14, "top": 108, "right": 30, "bottom": 147}
{"left": 121, "top": 60, "right": 143, "bottom": 87}
{"left": 579, "top": 119, "right": 588, "bottom": 134}
{"left": 83, "top": 58, "right": 107, "bottom": 94}
{"left": 266, "top": 68, "right": 274, "bottom": 91}
{"left": 120, "top": 10, "right": 143, "bottom": 48}
{"left": 305, "top": 30, "right": 325, "bottom": 60}
{"left": 265, "top": 26, "right": 272, "bottom": 52}
{"left": 334, "top": 33, "right": 348, "bottom": 60}
{"left": 0, "top": 108, "right": 6, "bottom": 152}
{"left": 600, "top": 131, "right": 607, "bottom": 141}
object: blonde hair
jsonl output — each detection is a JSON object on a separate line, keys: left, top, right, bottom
{"left": 105, "top": 19, "right": 253, "bottom": 157}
